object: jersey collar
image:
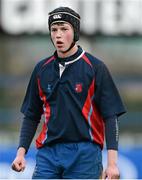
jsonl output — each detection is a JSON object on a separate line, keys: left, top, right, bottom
{"left": 54, "top": 46, "right": 84, "bottom": 66}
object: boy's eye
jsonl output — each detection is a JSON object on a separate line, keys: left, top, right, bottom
{"left": 51, "top": 28, "right": 57, "bottom": 32}
{"left": 61, "top": 27, "right": 68, "bottom": 31}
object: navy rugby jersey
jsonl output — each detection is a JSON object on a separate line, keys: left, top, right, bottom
{"left": 21, "top": 46, "right": 126, "bottom": 149}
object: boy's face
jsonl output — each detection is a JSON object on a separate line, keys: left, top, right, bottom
{"left": 50, "top": 22, "right": 74, "bottom": 53}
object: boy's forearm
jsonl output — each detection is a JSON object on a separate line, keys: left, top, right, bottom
{"left": 18, "top": 116, "right": 39, "bottom": 153}
{"left": 105, "top": 115, "right": 119, "bottom": 150}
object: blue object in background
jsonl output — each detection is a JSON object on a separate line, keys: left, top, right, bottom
{"left": 0, "top": 145, "right": 142, "bottom": 179}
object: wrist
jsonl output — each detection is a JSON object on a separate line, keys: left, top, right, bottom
{"left": 107, "top": 149, "right": 118, "bottom": 166}
{"left": 107, "top": 161, "right": 117, "bottom": 166}
{"left": 17, "top": 147, "right": 26, "bottom": 157}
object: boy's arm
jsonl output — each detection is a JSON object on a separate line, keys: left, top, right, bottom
{"left": 102, "top": 116, "right": 120, "bottom": 179}
{"left": 11, "top": 116, "right": 39, "bottom": 172}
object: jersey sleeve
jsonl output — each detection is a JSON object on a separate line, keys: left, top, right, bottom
{"left": 94, "top": 62, "right": 126, "bottom": 119}
{"left": 20, "top": 64, "right": 43, "bottom": 121}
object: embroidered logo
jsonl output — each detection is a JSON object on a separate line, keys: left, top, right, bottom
{"left": 53, "top": 14, "right": 62, "bottom": 19}
{"left": 75, "top": 83, "right": 83, "bottom": 93}
{"left": 47, "top": 84, "right": 52, "bottom": 93}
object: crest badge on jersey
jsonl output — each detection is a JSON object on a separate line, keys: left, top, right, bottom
{"left": 75, "top": 83, "right": 83, "bottom": 93}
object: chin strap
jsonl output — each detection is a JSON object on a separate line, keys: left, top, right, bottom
{"left": 61, "top": 41, "right": 75, "bottom": 53}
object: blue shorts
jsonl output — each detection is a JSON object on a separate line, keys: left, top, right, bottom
{"left": 32, "top": 142, "right": 103, "bottom": 179}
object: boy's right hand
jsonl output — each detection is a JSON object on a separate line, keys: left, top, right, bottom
{"left": 11, "top": 156, "right": 26, "bottom": 172}
{"left": 11, "top": 147, "right": 26, "bottom": 172}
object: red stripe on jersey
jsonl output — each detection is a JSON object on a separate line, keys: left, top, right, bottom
{"left": 82, "top": 80, "right": 94, "bottom": 121}
{"left": 42, "top": 56, "right": 55, "bottom": 67}
{"left": 82, "top": 79, "right": 104, "bottom": 149}
{"left": 36, "top": 78, "right": 51, "bottom": 148}
{"left": 82, "top": 54, "right": 92, "bottom": 67}
{"left": 90, "top": 102, "right": 104, "bottom": 149}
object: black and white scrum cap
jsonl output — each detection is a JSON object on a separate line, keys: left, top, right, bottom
{"left": 48, "top": 7, "right": 81, "bottom": 41}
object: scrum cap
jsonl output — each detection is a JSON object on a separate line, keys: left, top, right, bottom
{"left": 48, "top": 7, "right": 80, "bottom": 41}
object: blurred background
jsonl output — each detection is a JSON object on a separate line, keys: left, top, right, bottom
{"left": 0, "top": 0, "right": 142, "bottom": 178}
